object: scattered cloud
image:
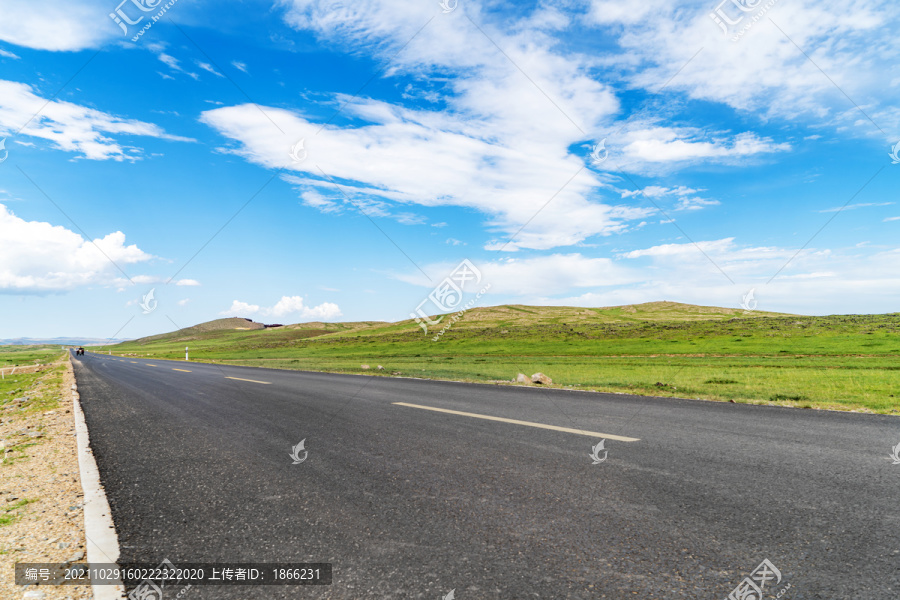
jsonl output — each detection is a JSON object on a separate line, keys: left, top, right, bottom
{"left": 0, "top": 48, "right": 20, "bottom": 59}
{"left": 583, "top": 0, "right": 900, "bottom": 136}
{"left": 231, "top": 61, "right": 248, "bottom": 73}
{"left": 220, "top": 295, "right": 342, "bottom": 320}
{"left": 197, "top": 61, "right": 223, "bottom": 77}
{"left": 0, "top": 79, "right": 193, "bottom": 160}
{"left": 175, "top": 279, "right": 200, "bottom": 286}
{"left": 619, "top": 185, "right": 719, "bottom": 211}
{"left": 819, "top": 202, "right": 892, "bottom": 213}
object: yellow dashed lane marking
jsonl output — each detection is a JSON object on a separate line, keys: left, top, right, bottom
{"left": 129, "top": 361, "right": 138, "bottom": 364}
{"left": 146, "top": 364, "right": 157, "bottom": 367}
{"left": 225, "top": 376, "right": 271, "bottom": 385}
{"left": 392, "top": 402, "right": 640, "bottom": 442}
{"left": 173, "top": 368, "right": 192, "bottom": 373}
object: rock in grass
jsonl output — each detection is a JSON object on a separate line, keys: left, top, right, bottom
{"left": 531, "top": 373, "right": 552, "bottom": 385}
{"left": 360, "top": 364, "right": 370, "bottom": 370}
{"left": 516, "top": 373, "right": 528, "bottom": 383}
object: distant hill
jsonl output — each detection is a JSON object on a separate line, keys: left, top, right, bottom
{"left": 133, "top": 317, "right": 268, "bottom": 344}
{"left": 0, "top": 337, "right": 127, "bottom": 346}
{"left": 118, "top": 301, "right": 792, "bottom": 346}
{"left": 428, "top": 301, "right": 791, "bottom": 326}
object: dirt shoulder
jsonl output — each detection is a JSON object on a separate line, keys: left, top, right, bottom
{"left": 1, "top": 357, "right": 92, "bottom": 599}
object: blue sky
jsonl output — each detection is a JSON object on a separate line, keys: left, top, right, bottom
{"left": 0, "top": 0, "right": 898, "bottom": 339}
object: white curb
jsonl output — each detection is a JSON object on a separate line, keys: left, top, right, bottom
{"left": 71, "top": 372, "right": 127, "bottom": 599}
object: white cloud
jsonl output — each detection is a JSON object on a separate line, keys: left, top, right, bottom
{"left": 0, "top": 80, "right": 193, "bottom": 160}
{"left": 0, "top": 48, "right": 20, "bottom": 59}
{"left": 220, "top": 295, "right": 342, "bottom": 320}
{"left": 0, "top": 0, "right": 117, "bottom": 51}
{"left": 197, "top": 62, "right": 223, "bottom": 77}
{"left": 221, "top": 300, "right": 260, "bottom": 316}
{"left": 584, "top": 0, "right": 900, "bottom": 136}
{"left": 156, "top": 52, "right": 199, "bottom": 79}
{"left": 175, "top": 279, "right": 201, "bottom": 286}
{"left": 202, "top": 102, "right": 652, "bottom": 251}
{"left": 619, "top": 184, "right": 720, "bottom": 212}
{"left": 611, "top": 128, "right": 791, "bottom": 171}
{"left": 178, "top": 298, "right": 190, "bottom": 306}
{"left": 231, "top": 61, "right": 248, "bottom": 73}
{"left": 0, "top": 203, "right": 153, "bottom": 292}
{"left": 819, "top": 202, "right": 892, "bottom": 213}
{"left": 245, "top": 0, "right": 655, "bottom": 250}
{"left": 159, "top": 53, "right": 180, "bottom": 70}
{"left": 884, "top": 216, "right": 900, "bottom": 222}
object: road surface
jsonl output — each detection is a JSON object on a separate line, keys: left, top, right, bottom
{"left": 71, "top": 351, "right": 900, "bottom": 599}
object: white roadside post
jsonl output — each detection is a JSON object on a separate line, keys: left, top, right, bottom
{"left": 185, "top": 346, "right": 189, "bottom": 361}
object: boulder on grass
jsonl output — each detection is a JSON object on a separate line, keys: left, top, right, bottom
{"left": 360, "top": 364, "right": 370, "bottom": 370}
{"left": 377, "top": 365, "right": 384, "bottom": 371}
{"left": 516, "top": 373, "right": 528, "bottom": 383}
{"left": 531, "top": 372, "right": 552, "bottom": 385}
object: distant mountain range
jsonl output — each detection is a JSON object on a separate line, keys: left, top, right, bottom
{"left": 0, "top": 337, "right": 129, "bottom": 346}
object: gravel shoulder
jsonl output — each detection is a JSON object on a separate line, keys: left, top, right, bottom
{"left": 1, "top": 357, "right": 93, "bottom": 599}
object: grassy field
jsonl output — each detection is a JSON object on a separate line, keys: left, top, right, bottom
{"left": 95, "top": 302, "right": 900, "bottom": 414}
{"left": 0, "top": 346, "right": 66, "bottom": 369}
{"left": 0, "top": 348, "right": 67, "bottom": 530}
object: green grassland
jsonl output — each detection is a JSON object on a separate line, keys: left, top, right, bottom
{"left": 96, "top": 302, "right": 900, "bottom": 414}
{"left": 0, "top": 346, "right": 65, "bottom": 369}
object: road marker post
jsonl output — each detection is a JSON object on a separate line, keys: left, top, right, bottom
{"left": 185, "top": 346, "right": 189, "bottom": 361}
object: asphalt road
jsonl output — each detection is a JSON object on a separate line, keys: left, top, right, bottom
{"left": 71, "top": 351, "right": 900, "bottom": 599}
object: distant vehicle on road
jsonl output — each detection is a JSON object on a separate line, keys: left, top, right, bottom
{"left": 75, "top": 347, "right": 85, "bottom": 356}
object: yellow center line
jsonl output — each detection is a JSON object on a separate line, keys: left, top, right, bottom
{"left": 173, "top": 368, "right": 192, "bottom": 373}
{"left": 129, "top": 361, "right": 138, "bottom": 364}
{"left": 146, "top": 364, "right": 157, "bottom": 367}
{"left": 392, "top": 402, "right": 640, "bottom": 442}
{"left": 225, "top": 376, "right": 271, "bottom": 385}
